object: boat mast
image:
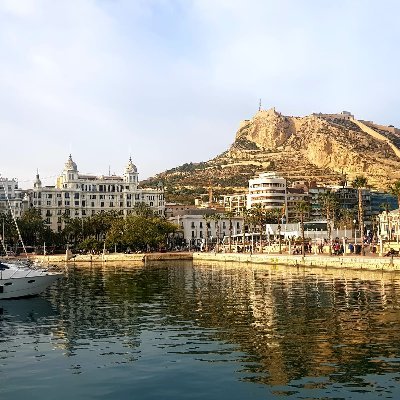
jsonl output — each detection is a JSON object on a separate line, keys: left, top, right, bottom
{"left": 4, "top": 184, "right": 28, "bottom": 258}
{"left": 1, "top": 218, "right": 7, "bottom": 255}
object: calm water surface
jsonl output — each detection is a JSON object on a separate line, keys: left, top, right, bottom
{"left": 1, "top": 261, "right": 400, "bottom": 399}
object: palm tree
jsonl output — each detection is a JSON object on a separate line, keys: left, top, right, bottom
{"left": 251, "top": 204, "right": 270, "bottom": 253}
{"left": 352, "top": 175, "right": 368, "bottom": 255}
{"left": 224, "top": 210, "right": 236, "bottom": 253}
{"left": 319, "top": 191, "right": 337, "bottom": 255}
{"left": 389, "top": 180, "right": 400, "bottom": 211}
{"left": 210, "top": 213, "right": 221, "bottom": 252}
{"left": 203, "top": 213, "right": 211, "bottom": 251}
{"left": 295, "top": 200, "right": 310, "bottom": 257}
{"left": 240, "top": 207, "right": 250, "bottom": 252}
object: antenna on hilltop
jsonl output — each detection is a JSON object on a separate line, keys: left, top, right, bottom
{"left": 259, "top": 99, "right": 262, "bottom": 111}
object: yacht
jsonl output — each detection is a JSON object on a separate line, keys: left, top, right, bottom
{"left": 0, "top": 259, "right": 62, "bottom": 299}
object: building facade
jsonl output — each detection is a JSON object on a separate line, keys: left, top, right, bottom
{"left": 378, "top": 209, "right": 400, "bottom": 242}
{"left": 169, "top": 209, "right": 243, "bottom": 249}
{"left": 247, "top": 172, "right": 287, "bottom": 219}
{"left": 0, "top": 177, "right": 29, "bottom": 219}
{"left": 222, "top": 194, "right": 247, "bottom": 216}
{"left": 30, "top": 155, "right": 165, "bottom": 232}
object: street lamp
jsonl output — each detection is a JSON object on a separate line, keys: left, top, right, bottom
{"left": 278, "top": 224, "right": 281, "bottom": 254}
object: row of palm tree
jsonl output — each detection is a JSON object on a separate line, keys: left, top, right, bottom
{"left": 209, "top": 177, "right": 400, "bottom": 256}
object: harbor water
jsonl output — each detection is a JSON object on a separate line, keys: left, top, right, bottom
{"left": 1, "top": 261, "right": 400, "bottom": 399}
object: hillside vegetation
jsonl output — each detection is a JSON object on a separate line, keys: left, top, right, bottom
{"left": 142, "top": 109, "right": 400, "bottom": 203}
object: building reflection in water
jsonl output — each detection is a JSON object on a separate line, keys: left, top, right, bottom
{"left": 2, "top": 261, "right": 400, "bottom": 391}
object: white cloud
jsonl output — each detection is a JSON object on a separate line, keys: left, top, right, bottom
{"left": 0, "top": 0, "right": 399, "bottom": 188}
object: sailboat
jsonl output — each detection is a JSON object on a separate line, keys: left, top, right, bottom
{"left": 0, "top": 185, "right": 63, "bottom": 300}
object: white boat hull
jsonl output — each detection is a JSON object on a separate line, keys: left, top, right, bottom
{"left": 0, "top": 264, "right": 62, "bottom": 299}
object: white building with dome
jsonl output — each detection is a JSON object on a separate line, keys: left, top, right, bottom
{"left": 31, "top": 155, "right": 165, "bottom": 232}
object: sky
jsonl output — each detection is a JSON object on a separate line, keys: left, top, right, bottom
{"left": 0, "top": 0, "right": 399, "bottom": 188}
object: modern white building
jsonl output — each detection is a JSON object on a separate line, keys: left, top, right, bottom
{"left": 247, "top": 172, "right": 288, "bottom": 218}
{"left": 30, "top": 155, "right": 165, "bottom": 232}
{"left": 169, "top": 210, "right": 244, "bottom": 248}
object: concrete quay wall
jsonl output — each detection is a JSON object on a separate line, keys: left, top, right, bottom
{"left": 192, "top": 252, "right": 400, "bottom": 271}
{"left": 34, "top": 251, "right": 400, "bottom": 272}
{"left": 34, "top": 252, "right": 193, "bottom": 264}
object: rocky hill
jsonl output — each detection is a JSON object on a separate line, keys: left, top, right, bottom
{"left": 142, "top": 108, "right": 400, "bottom": 201}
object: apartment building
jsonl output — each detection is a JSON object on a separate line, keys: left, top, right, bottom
{"left": 30, "top": 155, "right": 165, "bottom": 232}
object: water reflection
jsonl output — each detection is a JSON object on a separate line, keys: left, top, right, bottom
{"left": 0, "top": 297, "right": 56, "bottom": 323}
{"left": 2, "top": 261, "right": 400, "bottom": 398}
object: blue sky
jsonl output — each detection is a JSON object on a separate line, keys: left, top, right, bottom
{"left": 0, "top": 0, "right": 399, "bottom": 188}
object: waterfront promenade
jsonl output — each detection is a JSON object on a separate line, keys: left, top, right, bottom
{"left": 34, "top": 249, "right": 400, "bottom": 272}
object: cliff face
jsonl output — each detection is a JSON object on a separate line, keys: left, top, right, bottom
{"left": 228, "top": 109, "right": 400, "bottom": 189}
{"left": 144, "top": 109, "right": 400, "bottom": 193}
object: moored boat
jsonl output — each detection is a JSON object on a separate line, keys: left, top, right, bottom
{"left": 0, "top": 260, "right": 62, "bottom": 299}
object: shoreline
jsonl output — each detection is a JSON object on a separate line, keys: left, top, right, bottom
{"left": 32, "top": 251, "right": 400, "bottom": 272}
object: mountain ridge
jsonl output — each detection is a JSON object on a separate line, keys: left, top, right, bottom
{"left": 142, "top": 108, "right": 400, "bottom": 200}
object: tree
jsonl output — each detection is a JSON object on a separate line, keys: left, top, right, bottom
{"left": 0, "top": 211, "right": 18, "bottom": 251}
{"left": 133, "top": 202, "right": 154, "bottom": 218}
{"left": 295, "top": 201, "right": 310, "bottom": 256}
{"left": 17, "top": 208, "right": 57, "bottom": 251}
{"left": 337, "top": 208, "right": 357, "bottom": 230}
{"left": 270, "top": 207, "right": 285, "bottom": 254}
{"left": 210, "top": 213, "right": 222, "bottom": 252}
{"left": 352, "top": 175, "right": 368, "bottom": 255}
{"left": 224, "top": 210, "right": 236, "bottom": 253}
{"left": 240, "top": 207, "right": 251, "bottom": 252}
{"left": 203, "top": 213, "right": 211, "bottom": 251}
{"left": 319, "top": 191, "right": 338, "bottom": 255}
{"left": 388, "top": 180, "right": 400, "bottom": 211}
{"left": 250, "top": 204, "right": 266, "bottom": 253}
{"left": 106, "top": 213, "right": 177, "bottom": 252}
{"left": 380, "top": 202, "right": 392, "bottom": 240}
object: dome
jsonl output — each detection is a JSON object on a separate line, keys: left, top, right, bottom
{"left": 34, "top": 170, "right": 42, "bottom": 188}
{"left": 125, "top": 157, "right": 137, "bottom": 173}
{"left": 64, "top": 154, "right": 78, "bottom": 171}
